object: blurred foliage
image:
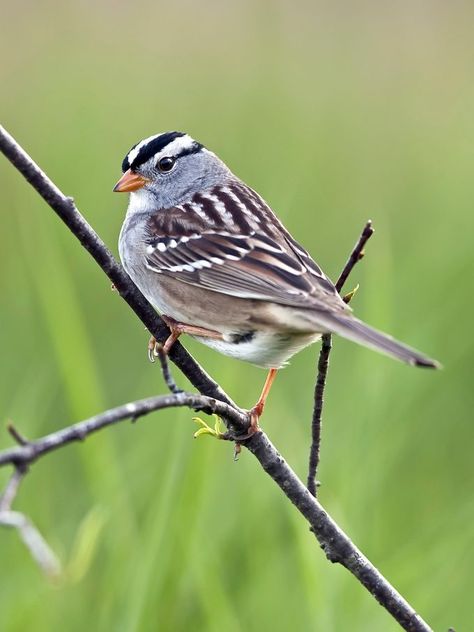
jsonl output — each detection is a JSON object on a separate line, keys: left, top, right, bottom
{"left": 1, "top": 1, "right": 473, "bottom": 630}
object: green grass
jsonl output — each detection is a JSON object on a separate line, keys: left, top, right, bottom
{"left": 1, "top": 2, "right": 473, "bottom": 630}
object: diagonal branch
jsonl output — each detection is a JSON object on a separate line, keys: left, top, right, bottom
{"left": 0, "top": 126, "right": 435, "bottom": 631}
{"left": 0, "top": 125, "right": 235, "bottom": 409}
{"left": 0, "top": 385, "right": 431, "bottom": 631}
{"left": 307, "top": 221, "right": 374, "bottom": 496}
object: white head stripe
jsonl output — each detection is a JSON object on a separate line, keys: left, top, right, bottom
{"left": 127, "top": 133, "right": 162, "bottom": 167}
{"left": 127, "top": 133, "right": 197, "bottom": 167}
{"left": 153, "top": 135, "right": 196, "bottom": 161}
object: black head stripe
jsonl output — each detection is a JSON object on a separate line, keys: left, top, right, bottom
{"left": 122, "top": 131, "right": 203, "bottom": 173}
{"left": 121, "top": 150, "right": 134, "bottom": 172}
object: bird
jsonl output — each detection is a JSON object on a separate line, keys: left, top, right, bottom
{"left": 114, "top": 131, "right": 439, "bottom": 432}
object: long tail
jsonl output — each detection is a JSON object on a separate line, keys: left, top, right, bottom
{"left": 308, "top": 310, "right": 440, "bottom": 368}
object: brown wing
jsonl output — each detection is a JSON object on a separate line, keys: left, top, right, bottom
{"left": 144, "top": 182, "right": 348, "bottom": 312}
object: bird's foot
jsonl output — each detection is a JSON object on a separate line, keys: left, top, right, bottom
{"left": 247, "top": 404, "right": 263, "bottom": 435}
{"left": 147, "top": 336, "right": 160, "bottom": 363}
{"left": 147, "top": 317, "right": 224, "bottom": 362}
{"left": 147, "top": 334, "right": 178, "bottom": 362}
{"left": 233, "top": 407, "right": 261, "bottom": 441}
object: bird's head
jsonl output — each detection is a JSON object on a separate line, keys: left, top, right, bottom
{"left": 113, "top": 131, "right": 230, "bottom": 209}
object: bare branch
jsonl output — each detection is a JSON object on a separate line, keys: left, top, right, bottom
{"left": 0, "top": 394, "right": 247, "bottom": 469}
{"left": 0, "top": 127, "right": 435, "bottom": 631}
{"left": 0, "top": 509, "right": 61, "bottom": 578}
{"left": 335, "top": 221, "right": 375, "bottom": 294}
{"left": 0, "top": 396, "right": 430, "bottom": 630}
{"left": 0, "top": 467, "right": 26, "bottom": 512}
{"left": 0, "top": 468, "right": 60, "bottom": 578}
{"left": 307, "top": 221, "right": 374, "bottom": 496}
{"left": 307, "top": 333, "right": 332, "bottom": 496}
{"left": 247, "top": 432, "right": 431, "bottom": 632}
{"left": 7, "top": 422, "right": 30, "bottom": 446}
{"left": 0, "top": 390, "right": 245, "bottom": 580}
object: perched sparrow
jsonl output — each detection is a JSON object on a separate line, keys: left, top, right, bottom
{"left": 115, "top": 131, "right": 439, "bottom": 425}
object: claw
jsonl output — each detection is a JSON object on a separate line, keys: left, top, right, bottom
{"left": 233, "top": 442, "right": 242, "bottom": 461}
{"left": 147, "top": 336, "right": 159, "bottom": 363}
{"left": 192, "top": 414, "right": 226, "bottom": 440}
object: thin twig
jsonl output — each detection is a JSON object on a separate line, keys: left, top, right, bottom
{"left": 0, "top": 467, "right": 60, "bottom": 578}
{"left": 0, "top": 128, "right": 436, "bottom": 631}
{"left": 307, "top": 221, "right": 374, "bottom": 496}
{"left": 0, "top": 394, "right": 247, "bottom": 469}
{"left": 307, "top": 334, "right": 332, "bottom": 496}
{"left": 0, "top": 509, "right": 61, "bottom": 578}
{"left": 335, "top": 221, "right": 375, "bottom": 294}
{"left": 0, "top": 467, "right": 26, "bottom": 511}
{"left": 156, "top": 344, "right": 183, "bottom": 394}
{"left": 7, "top": 421, "right": 30, "bottom": 446}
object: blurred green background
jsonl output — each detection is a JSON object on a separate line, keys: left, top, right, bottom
{"left": 1, "top": 1, "right": 473, "bottom": 630}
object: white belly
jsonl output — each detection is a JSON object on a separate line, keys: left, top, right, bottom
{"left": 193, "top": 330, "right": 321, "bottom": 369}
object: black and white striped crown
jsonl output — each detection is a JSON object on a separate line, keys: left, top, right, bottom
{"left": 122, "top": 131, "right": 204, "bottom": 172}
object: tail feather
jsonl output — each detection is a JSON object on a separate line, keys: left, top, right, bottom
{"left": 311, "top": 311, "right": 440, "bottom": 369}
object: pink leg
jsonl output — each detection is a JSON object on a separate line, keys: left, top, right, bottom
{"left": 247, "top": 368, "right": 278, "bottom": 434}
{"left": 148, "top": 316, "right": 224, "bottom": 360}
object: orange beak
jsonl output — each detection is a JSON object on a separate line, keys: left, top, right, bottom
{"left": 113, "top": 169, "right": 150, "bottom": 192}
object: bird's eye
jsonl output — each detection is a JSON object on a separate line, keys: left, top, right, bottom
{"left": 157, "top": 156, "right": 175, "bottom": 172}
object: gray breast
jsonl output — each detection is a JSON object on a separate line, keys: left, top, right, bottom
{"left": 119, "top": 212, "right": 163, "bottom": 307}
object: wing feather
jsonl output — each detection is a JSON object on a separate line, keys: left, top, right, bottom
{"left": 144, "top": 182, "right": 347, "bottom": 312}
